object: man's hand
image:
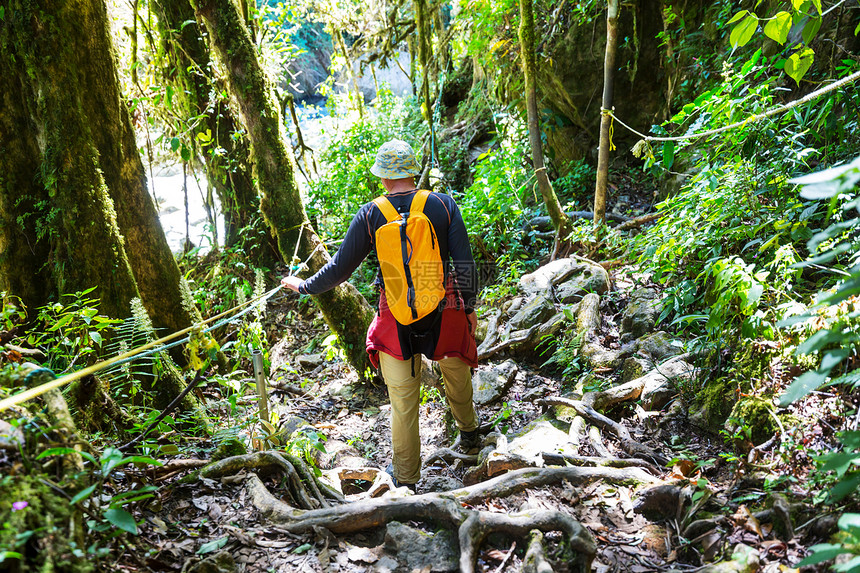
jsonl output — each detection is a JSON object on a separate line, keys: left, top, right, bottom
{"left": 466, "top": 311, "right": 477, "bottom": 338}
{"left": 281, "top": 275, "right": 303, "bottom": 293}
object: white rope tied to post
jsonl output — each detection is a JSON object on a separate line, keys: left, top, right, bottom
{"left": 606, "top": 69, "right": 860, "bottom": 144}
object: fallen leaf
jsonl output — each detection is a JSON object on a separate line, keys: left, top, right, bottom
{"left": 673, "top": 459, "right": 696, "bottom": 477}
{"left": 346, "top": 545, "right": 380, "bottom": 564}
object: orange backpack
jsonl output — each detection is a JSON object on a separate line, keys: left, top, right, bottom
{"left": 372, "top": 190, "right": 445, "bottom": 325}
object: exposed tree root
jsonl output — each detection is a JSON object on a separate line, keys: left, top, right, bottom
{"left": 588, "top": 424, "right": 613, "bottom": 458}
{"left": 522, "top": 530, "right": 555, "bottom": 573}
{"left": 199, "top": 451, "right": 338, "bottom": 510}
{"left": 541, "top": 452, "right": 661, "bottom": 474}
{"left": 459, "top": 510, "right": 593, "bottom": 573}
{"left": 424, "top": 447, "right": 479, "bottom": 466}
{"left": 237, "top": 465, "right": 657, "bottom": 572}
{"left": 539, "top": 396, "right": 668, "bottom": 465}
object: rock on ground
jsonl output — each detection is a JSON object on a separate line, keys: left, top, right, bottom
{"left": 472, "top": 360, "right": 519, "bottom": 405}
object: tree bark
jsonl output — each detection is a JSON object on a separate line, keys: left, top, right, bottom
{"left": 415, "top": 0, "right": 437, "bottom": 169}
{"left": 0, "top": 0, "right": 140, "bottom": 321}
{"left": 0, "top": 0, "right": 201, "bottom": 412}
{"left": 594, "top": 0, "right": 620, "bottom": 227}
{"left": 518, "top": 0, "right": 572, "bottom": 243}
{"left": 194, "top": 0, "right": 375, "bottom": 377}
{"left": 151, "top": 0, "right": 265, "bottom": 255}
{"left": 0, "top": 52, "right": 53, "bottom": 313}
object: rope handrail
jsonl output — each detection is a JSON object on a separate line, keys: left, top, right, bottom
{"left": 0, "top": 285, "right": 283, "bottom": 413}
{"left": 604, "top": 69, "right": 860, "bottom": 143}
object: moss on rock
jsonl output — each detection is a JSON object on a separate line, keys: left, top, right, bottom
{"left": 0, "top": 473, "right": 91, "bottom": 573}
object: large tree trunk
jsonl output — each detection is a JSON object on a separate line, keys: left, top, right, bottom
{"left": 0, "top": 56, "right": 53, "bottom": 313}
{"left": 518, "top": 0, "right": 572, "bottom": 244}
{"left": 152, "top": 0, "right": 266, "bottom": 255}
{"left": 194, "top": 0, "right": 375, "bottom": 377}
{"left": 594, "top": 0, "right": 620, "bottom": 227}
{"left": 0, "top": 0, "right": 201, "bottom": 412}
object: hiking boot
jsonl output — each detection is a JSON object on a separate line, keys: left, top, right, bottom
{"left": 458, "top": 427, "right": 481, "bottom": 453}
{"left": 385, "top": 463, "right": 416, "bottom": 493}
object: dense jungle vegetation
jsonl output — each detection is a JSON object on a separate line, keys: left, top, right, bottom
{"left": 1, "top": 0, "right": 860, "bottom": 570}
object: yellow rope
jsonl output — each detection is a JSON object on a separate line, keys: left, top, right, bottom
{"left": 0, "top": 286, "right": 282, "bottom": 413}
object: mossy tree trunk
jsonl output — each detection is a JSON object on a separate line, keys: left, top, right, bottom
{"left": 152, "top": 0, "right": 266, "bottom": 255}
{"left": 0, "top": 56, "right": 53, "bottom": 314}
{"left": 594, "top": 0, "right": 620, "bottom": 227}
{"left": 0, "top": 0, "right": 201, "bottom": 412}
{"left": 194, "top": 0, "right": 375, "bottom": 377}
{"left": 518, "top": 0, "right": 572, "bottom": 244}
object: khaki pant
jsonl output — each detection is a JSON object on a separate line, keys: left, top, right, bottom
{"left": 379, "top": 353, "right": 478, "bottom": 485}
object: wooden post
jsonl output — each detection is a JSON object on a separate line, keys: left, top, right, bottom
{"left": 594, "top": 0, "right": 620, "bottom": 228}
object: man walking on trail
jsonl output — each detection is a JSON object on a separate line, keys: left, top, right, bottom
{"left": 281, "top": 139, "right": 480, "bottom": 491}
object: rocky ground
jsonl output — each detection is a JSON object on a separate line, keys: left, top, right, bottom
{"left": 115, "top": 254, "right": 840, "bottom": 573}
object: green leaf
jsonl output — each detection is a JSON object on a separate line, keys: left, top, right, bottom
{"left": 197, "top": 537, "right": 228, "bottom": 555}
{"left": 730, "top": 13, "right": 759, "bottom": 49}
{"left": 663, "top": 141, "right": 675, "bottom": 170}
{"left": 70, "top": 484, "right": 97, "bottom": 505}
{"left": 170, "top": 137, "right": 181, "bottom": 152}
{"left": 797, "top": 544, "right": 850, "bottom": 566}
{"left": 293, "top": 543, "right": 312, "bottom": 554}
{"left": 839, "top": 513, "right": 860, "bottom": 534}
{"left": 0, "top": 552, "right": 23, "bottom": 563}
{"left": 802, "top": 16, "right": 822, "bottom": 45}
{"left": 37, "top": 447, "right": 96, "bottom": 464}
{"left": 855, "top": 21, "right": 859, "bottom": 36}
{"left": 726, "top": 10, "right": 749, "bottom": 25}
{"left": 89, "top": 331, "right": 103, "bottom": 346}
{"left": 763, "top": 12, "right": 791, "bottom": 44}
{"left": 831, "top": 474, "right": 860, "bottom": 502}
{"left": 785, "top": 47, "right": 815, "bottom": 85}
{"left": 103, "top": 508, "right": 138, "bottom": 535}
{"left": 810, "top": 0, "right": 822, "bottom": 14}
{"left": 0, "top": 7, "right": 5, "bottom": 20}
{"left": 48, "top": 314, "right": 74, "bottom": 331}
{"left": 791, "top": 0, "right": 811, "bottom": 12}
{"left": 180, "top": 145, "right": 192, "bottom": 162}
{"left": 180, "top": 19, "right": 196, "bottom": 30}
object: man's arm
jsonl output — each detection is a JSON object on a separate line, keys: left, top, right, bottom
{"left": 281, "top": 206, "right": 373, "bottom": 294}
{"left": 447, "top": 200, "right": 478, "bottom": 313}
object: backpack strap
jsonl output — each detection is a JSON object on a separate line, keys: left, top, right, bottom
{"left": 410, "top": 189, "right": 432, "bottom": 214}
{"left": 372, "top": 196, "right": 400, "bottom": 223}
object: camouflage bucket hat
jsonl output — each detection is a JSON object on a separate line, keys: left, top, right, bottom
{"left": 370, "top": 139, "right": 421, "bottom": 179}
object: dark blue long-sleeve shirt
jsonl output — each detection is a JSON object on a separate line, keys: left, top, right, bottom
{"left": 298, "top": 190, "right": 477, "bottom": 313}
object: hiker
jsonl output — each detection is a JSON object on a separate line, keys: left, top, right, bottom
{"left": 281, "top": 139, "right": 480, "bottom": 490}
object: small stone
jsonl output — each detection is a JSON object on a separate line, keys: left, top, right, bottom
{"left": 383, "top": 522, "right": 458, "bottom": 572}
{"left": 519, "top": 258, "right": 587, "bottom": 294}
{"left": 185, "top": 551, "right": 236, "bottom": 573}
{"left": 509, "top": 294, "right": 555, "bottom": 330}
{"left": 297, "top": 353, "right": 325, "bottom": 370}
{"left": 636, "top": 331, "right": 681, "bottom": 362}
{"left": 555, "top": 262, "right": 610, "bottom": 303}
{"left": 620, "top": 357, "right": 649, "bottom": 383}
{"left": 421, "top": 476, "right": 464, "bottom": 492}
{"left": 508, "top": 420, "right": 571, "bottom": 463}
{"left": 472, "top": 360, "right": 518, "bottom": 405}
{"left": 620, "top": 288, "right": 661, "bottom": 340}
{"left": 0, "top": 420, "right": 24, "bottom": 451}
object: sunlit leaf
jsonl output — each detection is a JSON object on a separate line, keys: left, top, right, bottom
{"left": 763, "top": 12, "right": 791, "bottom": 44}
{"left": 785, "top": 47, "right": 814, "bottom": 85}
{"left": 730, "top": 13, "right": 759, "bottom": 49}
